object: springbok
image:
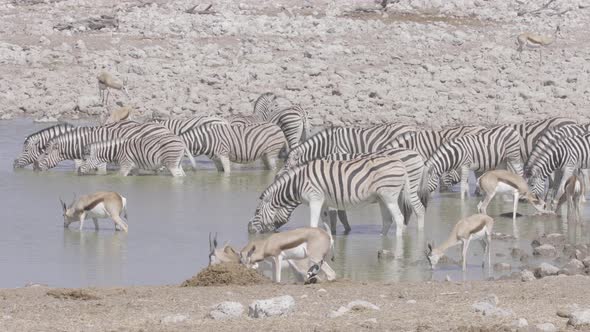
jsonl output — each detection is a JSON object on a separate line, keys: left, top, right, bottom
{"left": 555, "top": 175, "right": 585, "bottom": 222}
{"left": 239, "top": 225, "right": 335, "bottom": 284}
{"left": 517, "top": 25, "right": 561, "bottom": 64}
{"left": 208, "top": 233, "right": 336, "bottom": 283}
{"left": 97, "top": 72, "right": 129, "bottom": 105}
{"left": 104, "top": 106, "right": 132, "bottom": 124}
{"left": 60, "top": 191, "right": 128, "bottom": 232}
{"left": 477, "top": 170, "right": 547, "bottom": 222}
{"left": 426, "top": 214, "right": 494, "bottom": 271}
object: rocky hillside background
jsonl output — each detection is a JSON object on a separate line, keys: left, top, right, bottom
{"left": 1, "top": 0, "right": 589, "bottom": 127}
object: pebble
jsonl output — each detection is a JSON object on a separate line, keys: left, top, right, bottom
{"left": 535, "top": 322, "right": 557, "bottom": 332}
{"left": 248, "top": 295, "right": 295, "bottom": 318}
{"left": 160, "top": 314, "right": 188, "bottom": 324}
{"left": 209, "top": 301, "right": 244, "bottom": 320}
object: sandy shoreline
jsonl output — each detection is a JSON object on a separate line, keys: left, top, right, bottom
{"left": 1, "top": 276, "right": 589, "bottom": 331}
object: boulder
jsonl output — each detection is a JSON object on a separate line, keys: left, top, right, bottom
{"left": 535, "top": 323, "right": 557, "bottom": 332}
{"left": 568, "top": 309, "right": 590, "bottom": 328}
{"left": 248, "top": 295, "right": 295, "bottom": 318}
{"left": 535, "top": 263, "right": 560, "bottom": 278}
{"left": 209, "top": 301, "right": 244, "bottom": 320}
{"left": 533, "top": 244, "right": 557, "bottom": 257}
{"left": 520, "top": 270, "right": 536, "bottom": 282}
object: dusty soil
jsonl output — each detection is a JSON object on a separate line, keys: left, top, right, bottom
{"left": 1, "top": 276, "right": 589, "bottom": 331}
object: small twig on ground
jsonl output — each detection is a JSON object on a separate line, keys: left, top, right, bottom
{"left": 517, "top": 0, "right": 557, "bottom": 16}
{"left": 186, "top": 4, "right": 215, "bottom": 15}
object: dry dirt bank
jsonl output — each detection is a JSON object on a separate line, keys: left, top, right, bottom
{"left": 1, "top": 276, "right": 590, "bottom": 331}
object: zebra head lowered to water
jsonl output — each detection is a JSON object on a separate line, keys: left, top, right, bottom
{"left": 248, "top": 156, "right": 414, "bottom": 239}
{"left": 14, "top": 123, "right": 76, "bottom": 169}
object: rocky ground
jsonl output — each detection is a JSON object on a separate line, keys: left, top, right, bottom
{"left": 1, "top": 276, "right": 590, "bottom": 332}
{"left": 1, "top": 0, "right": 589, "bottom": 126}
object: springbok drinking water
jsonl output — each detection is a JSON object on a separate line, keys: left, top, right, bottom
{"left": 61, "top": 191, "right": 128, "bottom": 232}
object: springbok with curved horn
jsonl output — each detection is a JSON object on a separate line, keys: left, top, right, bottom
{"left": 61, "top": 191, "right": 128, "bottom": 232}
{"left": 426, "top": 214, "right": 494, "bottom": 271}
{"left": 517, "top": 25, "right": 561, "bottom": 65}
{"left": 104, "top": 106, "right": 132, "bottom": 124}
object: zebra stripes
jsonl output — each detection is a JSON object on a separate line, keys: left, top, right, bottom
{"left": 281, "top": 123, "right": 416, "bottom": 174}
{"left": 34, "top": 121, "right": 173, "bottom": 171}
{"left": 389, "top": 125, "right": 486, "bottom": 160}
{"left": 425, "top": 125, "right": 524, "bottom": 199}
{"left": 321, "top": 148, "right": 429, "bottom": 229}
{"left": 78, "top": 133, "right": 192, "bottom": 177}
{"left": 14, "top": 123, "right": 76, "bottom": 168}
{"left": 248, "top": 156, "right": 412, "bottom": 236}
{"left": 180, "top": 121, "right": 286, "bottom": 173}
{"left": 527, "top": 133, "right": 590, "bottom": 207}
{"left": 509, "top": 117, "right": 575, "bottom": 161}
{"left": 152, "top": 116, "right": 225, "bottom": 136}
{"left": 231, "top": 93, "right": 308, "bottom": 153}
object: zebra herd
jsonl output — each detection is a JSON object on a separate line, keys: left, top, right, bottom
{"left": 12, "top": 94, "right": 588, "bottom": 247}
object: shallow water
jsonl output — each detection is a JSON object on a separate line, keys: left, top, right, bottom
{"left": 1, "top": 120, "right": 589, "bottom": 288}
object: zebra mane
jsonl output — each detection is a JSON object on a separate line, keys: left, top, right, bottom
{"left": 24, "top": 123, "right": 74, "bottom": 144}
{"left": 252, "top": 92, "right": 277, "bottom": 117}
{"left": 260, "top": 166, "right": 300, "bottom": 200}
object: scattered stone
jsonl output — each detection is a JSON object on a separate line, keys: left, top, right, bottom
{"left": 567, "top": 309, "right": 590, "bottom": 327}
{"left": 347, "top": 300, "right": 380, "bottom": 312}
{"left": 533, "top": 244, "right": 557, "bottom": 257}
{"left": 209, "top": 302, "right": 244, "bottom": 320}
{"left": 535, "top": 322, "right": 557, "bottom": 332}
{"left": 520, "top": 270, "right": 536, "bottom": 282}
{"left": 511, "top": 318, "right": 528, "bottom": 328}
{"left": 377, "top": 249, "right": 395, "bottom": 259}
{"left": 557, "top": 304, "right": 580, "bottom": 318}
{"left": 562, "top": 259, "right": 585, "bottom": 275}
{"left": 406, "top": 300, "right": 416, "bottom": 304}
{"left": 317, "top": 288, "right": 327, "bottom": 293}
{"left": 481, "top": 294, "right": 499, "bottom": 307}
{"left": 328, "top": 306, "right": 350, "bottom": 318}
{"left": 161, "top": 314, "right": 188, "bottom": 324}
{"left": 535, "top": 263, "right": 560, "bottom": 278}
{"left": 248, "top": 295, "right": 295, "bottom": 318}
{"left": 360, "top": 318, "right": 377, "bottom": 329}
{"left": 582, "top": 256, "right": 590, "bottom": 268}
{"left": 492, "top": 232, "right": 516, "bottom": 240}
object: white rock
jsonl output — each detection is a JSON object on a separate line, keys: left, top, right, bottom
{"left": 161, "top": 314, "right": 188, "bottom": 324}
{"left": 521, "top": 270, "right": 536, "bottom": 282}
{"left": 248, "top": 295, "right": 295, "bottom": 318}
{"left": 533, "top": 244, "right": 557, "bottom": 257}
{"left": 406, "top": 300, "right": 416, "bottom": 304}
{"left": 535, "top": 263, "right": 560, "bottom": 278}
{"left": 346, "top": 300, "right": 380, "bottom": 311}
{"left": 209, "top": 301, "right": 243, "bottom": 320}
{"left": 535, "top": 323, "right": 557, "bottom": 332}
{"left": 511, "top": 318, "right": 528, "bottom": 328}
{"left": 328, "top": 306, "right": 349, "bottom": 318}
{"left": 568, "top": 309, "right": 590, "bottom": 327}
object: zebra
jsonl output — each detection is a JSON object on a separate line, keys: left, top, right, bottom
{"left": 231, "top": 93, "right": 308, "bottom": 154}
{"left": 319, "top": 148, "right": 429, "bottom": 232}
{"left": 78, "top": 133, "right": 192, "bottom": 177}
{"left": 424, "top": 125, "right": 524, "bottom": 199}
{"left": 509, "top": 117, "right": 575, "bottom": 162}
{"left": 180, "top": 121, "right": 286, "bottom": 174}
{"left": 247, "top": 156, "right": 415, "bottom": 238}
{"left": 278, "top": 123, "right": 417, "bottom": 176}
{"left": 525, "top": 124, "right": 590, "bottom": 197}
{"left": 151, "top": 116, "right": 225, "bottom": 136}
{"left": 14, "top": 123, "right": 76, "bottom": 168}
{"left": 526, "top": 133, "right": 590, "bottom": 210}
{"left": 34, "top": 121, "right": 182, "bottom": 172}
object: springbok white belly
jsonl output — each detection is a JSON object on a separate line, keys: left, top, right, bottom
{"left": 470, "top": 226, "right": 489, "bottom": 241}
{"left": 280, "top": 244, "right": 308, "bottom": 260}
{"left": 495, "top": 182, "right": 517, "bottom": 194}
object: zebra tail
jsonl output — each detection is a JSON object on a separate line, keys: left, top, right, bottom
{"left": 418, "top": 165, "right": 431, "bottom": 209}
{"left": 399, "top": 178, "right": 413, "bottom": 226}
{"left": 321, "top": 221, "right": 335, "bottom": 262}
{"left": 183, "top": 144, "right": 196, "bottom": 171}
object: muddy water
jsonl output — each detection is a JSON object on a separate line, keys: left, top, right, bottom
{"left": 1, "top": 120, "right": 588, "bottom": 288}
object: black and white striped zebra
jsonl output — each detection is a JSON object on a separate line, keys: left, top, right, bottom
{"left": 510, "top": 117, "right": 575, "bottom": 162}
{"left": 389, "top": 125, "right": 486, "bottom": 160}
{"left": 424, "top": 126, "right": 524, "bottom": 199}
{"left": 78, "top": 133, "right": 192, "bottom": 177}
{"left": 279, "top": 123, "right": 417, "bottom": 176}
{"left": 180, "top": 120, "right": 286, "bottom": 174}
{"left": 247, "top": 156, "right": 414, "bottom": 237}
{"left": 14, "top": 123, "right": 76, "bottom": 168}
{"left": 231, "top": 93, "right": 308, "bottom": 153}
{"left": 320, "top": 148, "right": 429, "bottom": 231}
{"left": 34, "top": 121, "right": 178, "bottom": 172}
{"left": 151, "top": 116, "right": 225, "bottom": 136}
{"left": 526, "top": 133, "right": 590, "bottom": 209}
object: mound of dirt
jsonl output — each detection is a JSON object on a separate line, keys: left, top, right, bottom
{"left": 181, "top": 263, "right": 271, "bottom": 287}
{"left": 46, "top": 289, "right": 100, "bottom": 300}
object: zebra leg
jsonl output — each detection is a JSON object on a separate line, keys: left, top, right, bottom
{"left": 380, "top": 194, "right": 404, "bottom": 237}
{"left": 308, "top": 199, "right": 324, "bottom": 228}
{"left": 378, "top": 201, "right": 393, "bottom": 236}
{"left": 337, "top": 210, "right": 352, "bottom": 233}
{"left": 118, "top": 162, "right": 134, "bottom": 177}
{"left": 212, "top": 158, "right": 224, "bottom": 172}
{"left": 460, "top": 165, "right": 470, "bottom": 200}
{"left": 262, "top": 153, "right": 277, "bottom": 170}
{"left": 581, "top": 169, "right": 589, "bottom": 202}
{"left": 97, "top": 162, "right": 107, "bottom": 175}
{"left": 219, "top": 155, "right": 231, "bottom": 175}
